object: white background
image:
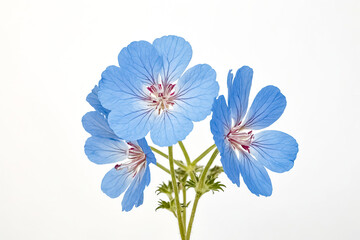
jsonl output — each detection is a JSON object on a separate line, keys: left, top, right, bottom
{"left": 1, "top": 0, "right": 359, "bottom": 239}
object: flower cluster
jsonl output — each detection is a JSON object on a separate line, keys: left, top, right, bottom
{"left": 82, "top": 35, "right": 298, "bottom": 214}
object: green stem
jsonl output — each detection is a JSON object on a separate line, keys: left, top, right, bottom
{"left": 178, "top": 141, "right": 191, "bottom": 165}
{"left": 168, "top": 146, "right": 186, "bottom": 240}
{"left": 178, "top": 141, "right": 196, "bottom": 181}
{"left": 198, "top": 149, "right": 219, "bottom": 189}
{"left": 185, "top": 193, "right": 201, "bottom": 240}
{"left": 186, "top": 149, "right": 219, "bottom": 240}
{"left": 151, "top": 146, "right": 168, "bottom": 159}
{"left": 156, "top": 162, "right": 170, "bottom": 174}
{"left": 191, "top": 144, "right": 216, "bottom": 166}
{"left": 151, "top": 146, "right": 187, "bottom": 169}
{"left": 182, "top": 182, "right": 187, "bottom": 232}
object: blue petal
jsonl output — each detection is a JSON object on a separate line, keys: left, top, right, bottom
{"left": 122, "top": 166, "right": 151, "bottom": 211}
{"left": 107, "top": 103, "right": 156, "bottom": 142}
{"left": 84, "top": 136, "right": 128, "bottom": 164}
{"left": 210, "top": 96, "right": 240, "bottom": 185}
{"left": 118, "top": 40, "right": 163, "bottom": 86}
{"left": 86, "top": 85, "right": 110, "bottom": 116}
{"left": 228, "top": 66, "right": 253, "bottom": 124}
{"left": 98, "top": 66, "right": 146, "bottom": 110}
{"left": 238, "top": 152, "right": 272, "bottom": 196}
{"left": 82, "top": 111, "right": 119, "bottom": 140}
{"left": 137, "top": 138, "right": 157, "bottom": 164}
{"left": 221, "top": 145, "right": 241, "bottom": 186}
{"left": 226, "top": 70, "right": 234, "bottom": 103}
{"left": 101, "top": 168, "right": 132, "bottom": 198}
{"left": 175, "top": 64, "right": 219, "bottom": 121}
{"left": 98, "top": 66, "right": 156, "bottom": 141}
{"left": 243, "top": 85, "right": 286, "bottom": 130}
{"left": 134, "top": 192, "right": 144, "bottom": 207}
{"left": 251, "top": 130, "right": 298, "bottom": 173}
{"left": 210, "top": 96, "right": 232, "bottom": 154}
{"left": 153, "top": 35, "right": 192, "bottom": 83}
{"left": 150, "top": 111, "right": 193, "bottom": 147}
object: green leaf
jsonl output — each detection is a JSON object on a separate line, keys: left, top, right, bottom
{"left": 156, "top": 200, "right": 171, "bottom": 211}
{"left": 175, "top": 167, "right": 188, "bottom": 182}
{"left": 156, "top": 181, "right": 174, "bottom": 199}
{"left": 194, "top": 165, "right": 204, "bottom": 173}
{"left": 185, "top": 178, "right": 198, "bottom": 189}
{"left": 156, "top": 199, "right": 177, "bottom": 216}
{"left": 185, "top": 165, "right": 226, "bottom": 194}
{"left": 207, "top": 165, "right": 224, "bottom": 180}
{"left": 180, "top": 201, "right": 191, "bottom": 208}
{"left": 206, "top": 178, "right": 226, "bottom": 193}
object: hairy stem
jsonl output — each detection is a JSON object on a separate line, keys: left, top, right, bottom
{"left": 178, "top": 141, "right": 196, "bottom": 181}
{"left": 151, "top": 146, "right": 169, "bottom": 159}
{"left": 168, "top": 146, "right": 186, "bottom": 240}
{"left": 182, "top": 182, "right": 187, "bottom": 232}
{"left": 186, "top": 149, "right": 219, "bottom": 240}
{"left": 156, "top": 162, "right": 170, "bottom": 174}
{"left": 198, "top": 149, "right": 219, "bottom": 189}
{"left": 185, "top": 193, "right": 201, "bottom": 240}
{"left": 151, "top": 146, "right": 187, "bottom": 169}
{"left": 191, "top": 144, "right": 216, "bottom": 166}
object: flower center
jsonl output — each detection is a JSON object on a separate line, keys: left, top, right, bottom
{"left": 115, "top": 142, "right": 146, "bottom": 177}
{"left": 226, "top": 124, "right": 254, "bottom": 153}
{"left": 147, "top": 83, "right": 176, "bottom": 114}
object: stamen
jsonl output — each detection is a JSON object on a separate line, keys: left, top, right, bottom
{"left": 146, "top": 83, "right": 176, "bottom": 115}
{"left": 114, "top": 142, "right": 146, "bottom": 178}
{"left": 226, "top": 123, "right": 254, "bottom": 153}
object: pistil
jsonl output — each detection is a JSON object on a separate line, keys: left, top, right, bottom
{"left": 114, "top": 142, "right": 146, "bottom": 177}
{"left": 147, "top": 83, "right": 176, "bottom": 114}
{"left": 227, "top": 124, "right": 254, "bottom": 153}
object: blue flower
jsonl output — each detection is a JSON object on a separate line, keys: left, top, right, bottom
{"left": 82, "top": 86, "right": 156, "bottom": 211}
{"left": 210, "top": 66, "right": 298, "bottom": 196}
{"left": 98, "top": 35, "right": 219, "bottom": 147}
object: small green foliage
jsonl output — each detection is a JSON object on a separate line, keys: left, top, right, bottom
{"left": 204, "top": 165, "right": 225, "bottom": 193}
{"left": 156, "top": 181, "right": 174, "bottom": 200}
{"left": 175, "top": 167, "right": 188, "bottom": 183}
{"left": 156, "top": 199, "right": 177, "bottom": 216}
{"left": 205, "top": 178, "right": 226, "bottom": 193}
{"left": 155, "top": 181, "right": 183, "bottom": 217}
{"left": 185, "top": 165, "right": 226, "bottom": 195}
{"left": 180, "top": 201, "right": 191, "bottom": 208}
{"left": 194, "top": 165, "right": 204, "bottom": 173}
{"left": 185, "top": 178, "right": 198, "bottom": 189}
{"left": 156, "top": 199, "right": 171, "bottom": 210}
{"left": 207, "top": 166, "right": 223, "bottom": 180}
{"left": 174, "top": 159, "right": 186, "bottom": 169}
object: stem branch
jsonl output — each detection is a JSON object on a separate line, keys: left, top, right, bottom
{"left": 191, "top": 144, "right": 216, "bottom": 166}
{"left": 186, "top": 149, "right": 219, "bottom": 240}
{"left": 182, "top": 182, "right": 187, "bottom": 232}
{"left": 178, "top": 141, "right": 196, "bottom": 181}
{"left": 151, "top": 146, "right": 168, "bottom": 159}
{"left": 198, "top": 149, "right": 219, "bottom": 189}
{"left": 185, "top": 193, "right": 200, "bottom": 240}
{"left": 168, "top": 146, "right": 186, "bottom": 240}
{"left": 156, "top": 162, "right": 170, "bottom": 174}
{"left": 151, "top": 146, "right": 187, "bottom": 169}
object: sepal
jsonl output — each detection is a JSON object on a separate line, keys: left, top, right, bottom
{"left": 156, "top": 199, "right": 177, "bottom": 217}
{"left": 186, "top": 165, "right": 226, "bottom": 195}
{"left": 156, "top": 181, "right": 174, "bottom": 200}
